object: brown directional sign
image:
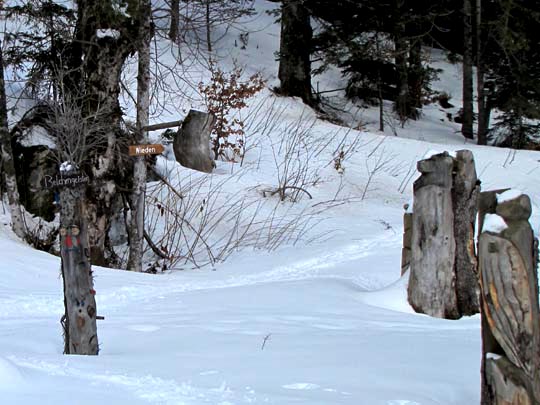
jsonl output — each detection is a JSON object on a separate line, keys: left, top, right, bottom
{"left": 129, "top": 144, "right": 165, "bottom": 156}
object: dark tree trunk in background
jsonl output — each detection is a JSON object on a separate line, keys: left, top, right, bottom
{"left": 169, "top": 0, "right": 180, "bottom": 42}
{"left": 0, "top": 40, "right": 26, "bottom": 240}
{"left": 394, "top": 11, "right": 413, "bottom": 125}
{"left": 278, "top": 0, "right": 314, "bottom": 107}
{"left": 462, "top": 0, "right": 474, "bottom": 139}
{"left": 408, "top": 39, "right": 423, "bottom": 109}
{"left": 476, "top": 0, "right": 488, "bottom": 145}
{"left": 59, "top": 178, "right": 99, "bottom": 355}
{"left": 205, "top": 0, "right": 212, "bottom": 52}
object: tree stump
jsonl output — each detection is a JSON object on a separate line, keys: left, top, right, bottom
{"left": 173, "top": 109, "right": 215, "bottom": 173}
{"left": 407, "top": 150, "right": 480, "bottom": 319}
{"left": 59, "top": 169, "right": 99, "bottom": 355}
{"left": 478, "top": 190, "right": 540, "bottom": 404}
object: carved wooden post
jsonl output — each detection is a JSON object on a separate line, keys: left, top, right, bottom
{"left": 408, "top": 152, "right": 459, "bottom": 318}
{"left": 407, "top": 150, "right": 480, "bottom": 319}
{"left": 478, "top": 190, "right": 540, "bottom": 404}
{"left": 173, "top": 109, "right": 215, "bottom": 173}
{"left": 58, "top": 166, "right": 99, "bottom": 355}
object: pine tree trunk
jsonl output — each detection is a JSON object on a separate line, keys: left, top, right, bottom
{"left": 476, "top": 0, "right": 488, "bottom": 145}
{"left": 169, "top": 0, "right": 180, "bottom": 42}
{"left": 408, "top": 39, "right": 423, "bottom": 109}
{"left": 394, "top": 22, "right": 412, "bottom": 125}
{"left": 462, "top": 0, "right": 474, "bottom": 139}
{"left": 127, "top": 0, "right": 152, "bottom": 273}
{"left": 206, "top": 0, "right": 212, "bottom": 53}
{"left": 278, "top": 0, "right": 314, "bottom": 106}
{"left": 376, "top": 33, "right": 384, "bottom": 132}
{"left": 60, "top": 179, "right": 99, "bottom": 355}
{"left": 0, "top": 40, "right": 25, "bottom": 240}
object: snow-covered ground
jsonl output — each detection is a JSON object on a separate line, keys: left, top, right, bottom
{"left": 1, "top": 1, "right": 540, "bottom": 404}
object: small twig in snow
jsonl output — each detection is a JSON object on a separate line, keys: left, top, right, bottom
{"left": 261, "top": 333, "right": 272, "bottom": 351}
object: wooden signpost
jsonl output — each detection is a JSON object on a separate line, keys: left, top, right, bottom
{"left": 128, "top": 144, "right": 164, "bottom": 156}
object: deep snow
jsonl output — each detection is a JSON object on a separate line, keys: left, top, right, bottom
{"left": 1, "top": 0, "right": 539, "bottom": 404}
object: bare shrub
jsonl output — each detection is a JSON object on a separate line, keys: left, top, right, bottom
{"left": 40, "top": 91, "right": 110, "bottom": 167}
{"left": 199, "top": 61, "right": 265, "bottom": 161}
{"left": 22, "top": 214, "right": 59, "bottom": 254}
{"left": 263, "top": 109, "right": 364, "bottom": 202}
{"left": 143, "top": 168, "right": 321, "bottom": 270}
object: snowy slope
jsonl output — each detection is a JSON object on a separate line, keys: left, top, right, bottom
{"left": 0, "top": 212, "right": 483, "bottom": 405}
{"left": 1, "top": 0, "right": 540, "bottom": 404}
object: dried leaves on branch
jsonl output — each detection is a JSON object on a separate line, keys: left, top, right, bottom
{"left": 199, "top": 61, "right": 264, "bottom": 161}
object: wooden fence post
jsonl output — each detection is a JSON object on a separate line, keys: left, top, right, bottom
{"left": 478, "top": 190, "right": 540, "bottom": 404}
{"left": 408, "top": 152, "right": 459, "bottom": 318}
{"left": 59, "top": 168, "right": 99, "bottom": 355}
{"left": 401, "top": 204, "right": 412, "bottom": 276}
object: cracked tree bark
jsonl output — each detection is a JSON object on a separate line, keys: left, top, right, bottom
{"left": 127, "top": 0, "right": 152, "bottom": 272}
{"left": 278, "top": 0, "right": 314, "bottom": 106}
{"left": 407, "top": 151, "right": 480, "bottom": 318}
{"left": 0, "top": 40, "right": 25, "bottom": 240}
{"left": 68, "top": 0, "right": 149, "bottom": 267}
{"left": 59, "top": 175, "right": 98, "bottom": 355}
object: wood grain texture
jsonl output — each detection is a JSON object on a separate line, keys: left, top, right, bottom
{"left": 452, "top": 150, "right": 480, "bottom": 315}
{"left": 60, "top": 184, "right": 99, "bottom": 355}
{"left": 408, "top": 152, "right": 459, "bottom": 319}
{"left": 479, "top": 192, "right": 540, "bottom": 404}
{"left": 173, "top": 110, "right": 215, "bottom": 173}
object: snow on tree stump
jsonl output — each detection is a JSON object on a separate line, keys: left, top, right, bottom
{"left": 173, "top": 109, "right": 215, "bottom": 173}
{"left": 478, "top": 190, "right": 540, "bottom": 405}
{"left": 58, "top": 165, "right": 99, "bottom": 355}
{"left": 407, "top": 150, "right": 481, "bottom": 319}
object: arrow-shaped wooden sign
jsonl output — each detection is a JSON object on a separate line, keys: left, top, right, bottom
{"left": 129, "top": 144, "right": 165, "bottom": 156}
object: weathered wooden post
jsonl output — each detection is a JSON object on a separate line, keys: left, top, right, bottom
{"left": 407, "top": 150, "right": 480, "bottom": 319}
{"left": 401, "top": 204, "right": 413, "bottom": 276}
{"left": 56, "top": 165, "right": 99, "bottom": 355}
{"left": 478, "top": 190, "right": 540, "bottom": 404}
{"left": 452, "top": 150, "right": 481, "bottom": 316}
{"left": 408, "top": 152, "right": 459, "bottom": 318}
{"left": 173, "top": 109, "right": 215, "bottom": 173}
